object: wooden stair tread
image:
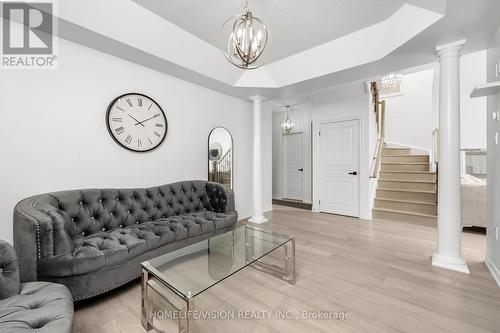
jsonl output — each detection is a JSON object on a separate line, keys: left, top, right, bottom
{"left": 380, "top": 171, "right": 436, "bottom": 174}
{"left": 377, "top": 188, "right": 436, "bottom": 194}
{"left": 381, "top": 162, "right": 429, "bottom": 165}
{"left": 372, "top": 207, "right": 437, "bottom": 218}
{"left": 378, "top": 179, "right": 436, "bottom": 184}
{"left": 382, "top": 154, "right": 428, "bottom": 157}
{"left": 374, "top": 198, "right": 437, "bottom": 206}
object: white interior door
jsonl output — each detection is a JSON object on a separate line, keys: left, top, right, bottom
{"left": 283, "top": 132, "right": 303, "bottom": 200}
{"left": 319, "top": 120, "right": 359, "bottom": 217}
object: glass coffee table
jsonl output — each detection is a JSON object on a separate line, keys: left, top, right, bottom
{"left": 141, "top": 224, "right": 295, "bottom": 332}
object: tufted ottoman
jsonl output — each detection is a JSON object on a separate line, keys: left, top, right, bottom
{"left": 0, "top": 240, "right": 73, "bottom": 332}
{"left": 14, "top": 180, "right": 237, "bottom": 301}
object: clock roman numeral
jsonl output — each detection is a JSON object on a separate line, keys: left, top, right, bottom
{"left": 112, "top": 117, "right": 122, "bottom": 122}
{"left": 138, "top": 98, "right": 143, "bottom": 107}
{"left": 155, "top": 123, "right": 163, "bottom": 127}
{"left": 126, "top": 98, "right": 133, "bottom": 107}
{"left": 148, "top": 138, "right": 153, "bottom": 145}
{"left": 115, "top": 126, "right": 124, "bottom": 135}
{"left": 125, "top": 135, "right": 132, "bottom": 144}
{"left": 116, "top": 106, "right": 125, "bottom": 112}
{"left": 154, "top": 131, "right": 161, "bottom": 138}
{"left": 148, "top": 104, "right": 153, "bottom": 110}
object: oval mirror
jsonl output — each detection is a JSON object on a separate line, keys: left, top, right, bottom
{"left": 208, "top": 127, "right": 233, "bottom": 189}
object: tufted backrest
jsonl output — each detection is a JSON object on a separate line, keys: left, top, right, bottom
{"left": 28, "top": 181, "right": 234, "bottom": 257}
{"left": 0, "top": 240, "right": 20, "bottom": 300}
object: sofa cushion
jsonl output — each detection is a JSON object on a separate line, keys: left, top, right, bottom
{"left": 0, "top": 240, "right": 20, "bottom": 300}
{"left": 0, "top": 282, "right": 73, "bottom": 333}
{"left": 38, "top": 211, "right": 238, "bottom": 278}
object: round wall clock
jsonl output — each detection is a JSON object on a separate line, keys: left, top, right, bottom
{"left": 106, "top": 93, "right": 168, "bottom": 152}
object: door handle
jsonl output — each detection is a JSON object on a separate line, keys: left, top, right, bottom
{"left": 298, "top": 168, "right": 304, "bottom": 171}
{"left": 348, "top": 171, "right": 358, "bottom": 175}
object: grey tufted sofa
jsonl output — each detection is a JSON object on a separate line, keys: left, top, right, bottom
{"left": 0, "top": 240, "right": 73, "bottom": 332}
{"left": 14, "top": 180, "right": 237, "bottom": 301}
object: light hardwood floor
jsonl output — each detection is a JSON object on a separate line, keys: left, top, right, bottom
{"left": 73, "top": 205, "right": 500, "bottom": 333}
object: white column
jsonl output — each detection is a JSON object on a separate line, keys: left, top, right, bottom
{"left": 432, "top": 40, "right": 469, "bottom": 274}
{"left": 249, "top": 95, "right": 268, "bottom": 224}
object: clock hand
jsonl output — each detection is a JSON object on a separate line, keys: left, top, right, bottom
{"left": 134, "top": 114, "right": 160, "bottom": 126}
{"left": 128, "top": 114, "right": 145, "bottom": 127}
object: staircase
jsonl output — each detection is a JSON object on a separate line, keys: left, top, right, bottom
{"left": 372, "top": 145, "right": 437, "bottom": 225}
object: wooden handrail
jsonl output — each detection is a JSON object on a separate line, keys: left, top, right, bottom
{"left": 432, "top": 128, "right": 439, "bottom": 165}
{"left": 370, "top": 97, "right": 385, "bottom": 179}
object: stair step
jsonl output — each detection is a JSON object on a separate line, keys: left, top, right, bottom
{"left": 373, "top": 208, "right": 437, "bottom": 226}
{"left": 379, "top": 171, "right": 436, "bottom": 182}
{"left": 374, "top": 198, "right": 437, "bottom": 215}
{"left": 382, "top": 155, "right": 429, "bottom": 163}
{"left": 381, "top": 148, "right": 411, "bottom": 156}
{"left": 378, "top": 180, "right": 437, "bottom": 192}
{"left": 376, "top": 189, "right": 436, "bottom": 203}
{"left": 381, "top": 163, "right": 429, "bottom": 172}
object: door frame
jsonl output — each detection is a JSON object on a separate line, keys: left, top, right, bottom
{"left": 313, "top": 116, "right": 363, "bottom": 217}
{"left": 282, "top": 131, "right": 304, "bottom": 201}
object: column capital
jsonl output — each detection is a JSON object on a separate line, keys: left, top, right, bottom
{"left": 436, "top": 39, "right": 466, "bottom": 58}
{"left": 249, "top": 95, "right": 266, "bottom": 103}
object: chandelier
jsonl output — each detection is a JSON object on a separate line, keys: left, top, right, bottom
{"left": 381, "top": 72, "right": 403, "bottom": 89}
{"left": 280, "top": 105, "right": 295, "bottom": 135}
{"left": 221, "top": 0, "right": 270, "bottom": 69}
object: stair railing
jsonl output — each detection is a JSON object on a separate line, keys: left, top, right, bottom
{"left": 370, "top": 82, "right": 386, "bottom": 179}
{"left": 209, "top": 148, "right": 232, "bottom": 186}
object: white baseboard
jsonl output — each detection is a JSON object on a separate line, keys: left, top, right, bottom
{"left": 485, "top": 256, "right": 500, "bottom": 288}
{"left": 238, "top": 206, "right": 273, "bottom": 223}
{"left": 238, "top": 211, "right": 252, "bottom": 221}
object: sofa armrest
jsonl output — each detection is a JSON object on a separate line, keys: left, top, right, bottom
{"left": 13, "top": 196, "right": 74, "bottom": 282}
{"left": 14, "top": 197, "right": 47, "bottom": 282}
{"left": 0, "top": 240, "right": 20, "bottom": 299}
{"left": 205, "top": 182, "right": 235, "bottom": 213}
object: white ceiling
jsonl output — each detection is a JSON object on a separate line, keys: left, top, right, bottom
{"left": 133, "top": 0, "right": 411, "bottom": 63}
{"left": 50, "top": 0, "right": 500, "bottom": 100}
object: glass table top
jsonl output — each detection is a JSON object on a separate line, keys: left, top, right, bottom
{"left": 141, "top": 225, "right": 293, "bottom": 300}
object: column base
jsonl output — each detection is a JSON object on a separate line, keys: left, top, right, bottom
{"left": 432, "top": 253, "right": 470, "bottom": 274}
{"left": 248, "top": 215, "right": 268, "bottom": 224}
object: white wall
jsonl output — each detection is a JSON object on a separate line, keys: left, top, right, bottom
{"left": 0, "top": 37, "right": 256, "bottom": 243}
{"left": 383, "top": 69, "right": 435, "bottom": 151}
{"left": 486, "top": 27, "right": 500, "bottom": 287}
{"left": 271, "top": 81, "right": 372, "bottom": 218}
{"left": 460, "top": 50, "right": 488, "bottom": 149}
{"left": 382, "top": 51, "right": 487, "bottom": 152}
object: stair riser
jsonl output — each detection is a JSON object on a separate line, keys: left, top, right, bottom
{"left": 379, "top": 172, "right": 436, "bottom": 182}
{"left": 382, "top": 149, "right": 411, "bottom": 156}
{"left": 376, "top": 189, "right": 436, "bottom": 203}
{"left": 373, "top": 210, "right": 437, "bottom": 226}
{"left": 382, "top": 156, "right": 429, "bottom": 163}
{"left": 378, "top": 181, "right": 436, "bottom": 192}
{"left": 381, "top": 164, "right": 429, "bottom": 172}
{"left": 374, "top": 200, "right": 437, "bottom": 215}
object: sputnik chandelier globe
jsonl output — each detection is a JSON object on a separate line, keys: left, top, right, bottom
{"left": 221, "top": 0, "right": 270, "bottom": 69}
